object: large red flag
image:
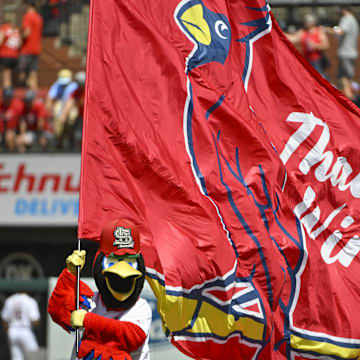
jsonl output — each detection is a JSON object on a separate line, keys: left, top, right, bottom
{"left": 79, "top": 0, "right": 360, "bottom": 359}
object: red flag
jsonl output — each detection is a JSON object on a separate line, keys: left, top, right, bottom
{"left": 79, "top": 0, "right": 360, "bottom": 359}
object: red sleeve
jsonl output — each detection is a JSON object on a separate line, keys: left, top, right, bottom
{"left": 7, "top": 100, "right": 25, "bottom": 130}
{"left": 22, "top": 14, "right": 31, "bottom": 30}
{"left": 4, "top": 112, "right": 17, "bottom": 130}
{"left": 77, "top": 312, "right": 146, "bottom": 360}
{"left": 16, "top": 99, "right": 25, "bottom": 118}
{"left": 47, "top": 269, "right": 94, "bottom": 332}
{"left": 35, "top": 101, "right": 48, "bottom": 119}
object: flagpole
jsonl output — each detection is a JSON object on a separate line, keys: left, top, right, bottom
{"left": 76, "top": 237, "right": 81, "bottom": 354}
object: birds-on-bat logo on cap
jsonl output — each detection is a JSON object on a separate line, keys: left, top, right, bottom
{"left": 113, "top": 226, "right": 134, "bottom": 249}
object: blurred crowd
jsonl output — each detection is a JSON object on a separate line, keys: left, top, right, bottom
{"left": 0, "top": 0, "right": 85, "bottom": 153}
{"left": 1, "top": 3, "right": 360, "bottom": 153}
{"left": 0, "top": 68, "right": 85, "bottom": 153}
{"left": 0, "top": 1, "right": 42, "bottom": 90}
{"left": 285, "top": 5, "right": 360, "bottom": 106}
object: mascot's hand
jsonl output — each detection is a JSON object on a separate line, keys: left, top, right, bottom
{"left": 66, "top": 250, "right": 86, "bottom": 275}
{"left": 70, "top": 309, "right": 87, "bottom": 328}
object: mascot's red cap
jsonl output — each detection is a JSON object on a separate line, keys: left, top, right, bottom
{"left": 99, "top": 218, "right": 140, "bottom": 256}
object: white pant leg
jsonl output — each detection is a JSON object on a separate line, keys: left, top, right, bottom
{"left": 21, "top": 329, "right": 38, "bottom": 352}
{"left": 8, "top": 327, "right": 39, "bottom": 360}
{"left": 9, "top": 342, "right": 24, "bottom": 360}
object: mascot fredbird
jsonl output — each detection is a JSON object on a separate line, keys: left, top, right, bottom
{"left": 48, "top": 219, "right": 152, "bottom": 360}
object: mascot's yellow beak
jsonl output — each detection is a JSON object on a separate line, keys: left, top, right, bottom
{"left": 102, "top": 261, "right": 142, "bottom": 302}
{"left": 180, "top": 4, "right": 211, "bottom": 45}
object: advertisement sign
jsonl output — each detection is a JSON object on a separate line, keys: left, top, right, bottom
{"left": 47, "top": 278, "right": 190, "bottom": 360}
{"left": 0, "top": 154, "right": 80, "bottom": 226}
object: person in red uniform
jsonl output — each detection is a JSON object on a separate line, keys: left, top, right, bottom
{"left": 0, "top": 87, "right": 24, "bottom": 152}
{"left": 286, "top": 14, "right": 329, "bottom": 77}
{"left": 19, "top": 0, "right": 43, "bottom": 90}
{"left": 17, "top": 90, "right": 52, "bottom": 152}
{"left": 0, "top": 15, "right": 21, "bottom": 88}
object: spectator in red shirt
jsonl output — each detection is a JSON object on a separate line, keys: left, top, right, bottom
{"left": 286, "top": 14, "right": 329, "bottom": 77}
{"left": 17, "top": 90, "right": 53, "bottom": 152}
{"left": 0, "top": 87, "right": 24, "bottom": 152}
{"left": 0, "top": 14, "right": 21, "bottom": 88}
{"left": 57, "top": 71, "right": 85, "bottom": 150}
{"left": 19, "top": 0, "right": 43, "bottom": 90}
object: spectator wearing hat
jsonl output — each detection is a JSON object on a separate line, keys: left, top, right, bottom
{"left": 0, "top": 87, "right": 23, "bottom": 152}
{"left": 0, "top": 14, "right": 21, "bottom": 88}
{"left": 45, "top": 68, "right": 73, "bottom": 118}
{"left": 17, "top": 90, "right": 52, "bottom": 152}
{"left": 57, "top": 71, "right": 86, "bottom": 149}
{"left": 19, "top": 0, "right": 43, "bottom": 90}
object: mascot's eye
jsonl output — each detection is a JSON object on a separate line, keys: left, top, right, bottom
{"left": 102, "top": 256, "right": 138, "bottom": 270}
{"left": 125, "top": 259, "right": 138, "bottom": 270}
{"left": 215, "top": 20, "right": 229, "bottom": 39}
{"left": 102, "top": 256, "right": 116, "bottom": 270}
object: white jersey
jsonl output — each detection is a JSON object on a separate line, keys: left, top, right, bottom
{"left": 71, "top": 293, "right": 152, "bottom": 360}
{"left": 1, "top": 293, "right": 40, "bottom": 329}
{"left": 1, "top": 293, "right": 40, "bottom": 360}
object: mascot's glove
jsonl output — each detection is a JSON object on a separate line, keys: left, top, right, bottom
{"left": 70, "top": 309, "right": 87, "bottom": 328}
{"left": 66, "top": 250, "right": 86, "bottom": 275}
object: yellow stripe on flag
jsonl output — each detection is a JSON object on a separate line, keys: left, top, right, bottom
{"left": 147, "top": 276, "right": 264, "bottom": 341}
{"left": 189, "top": 301, "right": 264, "bottom": 341}
{"left": 291, "top": 334, "right": 360, "bottom": 359}
{"left": 147, "top": 277, "right": 197, "bottom": 331}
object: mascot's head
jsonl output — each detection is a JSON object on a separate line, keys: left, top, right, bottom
{"left": 93, "top": 218, "right": 145, "bottom": 309}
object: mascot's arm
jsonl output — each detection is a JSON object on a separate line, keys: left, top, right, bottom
{"left": 48, "top": 268, "right": 94, "bottom": 332}
{"left": 77, "top": 313, "right": 146, "bottom": 360}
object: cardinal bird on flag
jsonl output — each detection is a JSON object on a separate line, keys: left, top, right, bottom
{"left": 79, "top": 0, "right": 360, "bottom": 359}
